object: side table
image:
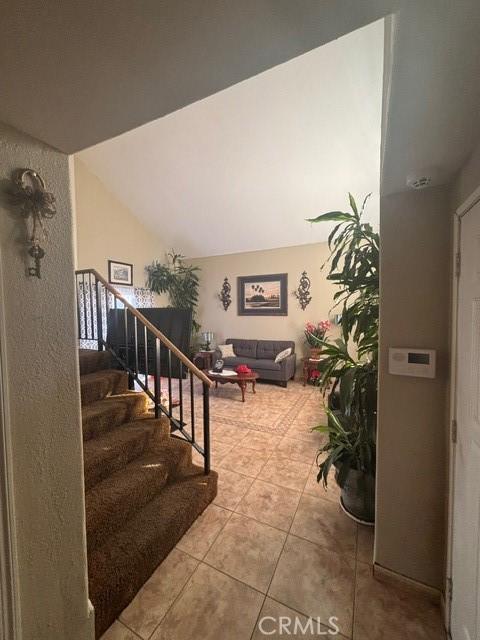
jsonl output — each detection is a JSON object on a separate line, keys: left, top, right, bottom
{"left": 194, "top": 350, "right": 216, "bottom": 370}
{"left": 302, "top": 357, "right": 323, "bottom": 386}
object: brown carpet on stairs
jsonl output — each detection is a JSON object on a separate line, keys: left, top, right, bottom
{"left": 78, "top": 349, "right": 217, "bottom": 638}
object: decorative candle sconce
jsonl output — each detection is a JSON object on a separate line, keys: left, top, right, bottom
{"left": 6, "top": 168, "right": 56, "bottom": 278}
{"left": 294, "top": 271, "right": 312, "bottom": 310}
{"left": 218, "top": 277, "right": 232, "bottom": 311}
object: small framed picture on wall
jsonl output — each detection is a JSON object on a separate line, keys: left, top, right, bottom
{"left": 108, "top": 260, "right": 133, "bottom": 286}
{"left": 238, "top": 273, "right": 288, "bottom": 316}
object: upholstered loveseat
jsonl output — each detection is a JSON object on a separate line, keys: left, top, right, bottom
{"left": 214, "top": 338, "right": 296, "bottom": 387}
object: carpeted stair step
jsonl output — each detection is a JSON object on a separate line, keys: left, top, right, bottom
{"left": 84, "top": 422, "right": 155, "bottom": 491}
{"left": 78, "top": 349, "right": 113, "bottom": 375}
{"left": 81, "top": 369, "right": 129, "bottom": 405}
{"left": 84, "top": 417, "right": 170, "bottom": 489}
{"left": 88, "top": 469, "right": 218, "bottom": 638}
{"left": 82, "top": 392, "right": 149, "bottom": 440}
{"left": 149, "top": 432, "right": 196, "bottom": 478}
{"left": 86, "top": 454, "right": 170, "bottom": 552}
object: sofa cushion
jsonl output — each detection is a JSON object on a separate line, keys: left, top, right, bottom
{"left": 257, "top": 340, "right": 295, "bottom": 360}
{"left": 226, "top": 339, "right": 258, "bottom": 358}
{"left": 221, "top": 356, "right": 281, "bottom": 372}
{"left": 218, "top": 343, "right": 235, "bottom": 358}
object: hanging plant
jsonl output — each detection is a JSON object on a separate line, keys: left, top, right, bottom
{"left": 145, "top": 251, "right": 201, "bottom": 333}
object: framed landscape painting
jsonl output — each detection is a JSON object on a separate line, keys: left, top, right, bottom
{"left": 238, "top": 273, "right": 288, "bottom": 316}
{"left": 108, "top": 260, "right": 133, "bottom": 286}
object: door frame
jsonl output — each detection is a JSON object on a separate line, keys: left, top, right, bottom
{"left": 447, "top": 184, "right": 480, "bottom": 635}
{"left": 0, "top": 253, "right": 21, "bottom": 640}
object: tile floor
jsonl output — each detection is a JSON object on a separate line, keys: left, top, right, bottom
{"left": 101, "top": 381, "right": 445, "bottom": 640}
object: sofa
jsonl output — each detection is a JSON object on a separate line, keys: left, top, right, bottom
{"left": 214, "top": 338, "right": 296, "bottom": 387}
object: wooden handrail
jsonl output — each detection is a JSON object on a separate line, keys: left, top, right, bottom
{"left": 75, "top": 268, "right": 213, "bottom": 387}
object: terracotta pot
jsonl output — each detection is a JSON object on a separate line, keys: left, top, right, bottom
{"left": 309, "top": 347, "right": 322, "bottom": 359}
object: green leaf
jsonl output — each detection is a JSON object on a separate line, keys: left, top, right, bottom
{"left": 306, "top": 211, "right": 352, "bottom": 223}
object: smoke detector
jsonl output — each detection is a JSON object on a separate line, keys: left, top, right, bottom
{"left": 407, "top": 175, "right": 431, "bottom": 189}
{"left": 406, "top": 167, "right": 439, "bottom": 190}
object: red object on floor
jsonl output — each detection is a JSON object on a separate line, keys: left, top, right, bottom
{"left": 235, "top": 364, "right": 252, "bottom": 374}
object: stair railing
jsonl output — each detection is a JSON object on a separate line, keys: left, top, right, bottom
{"left": 75, "top": 268, "right": 212, "bottom": 474}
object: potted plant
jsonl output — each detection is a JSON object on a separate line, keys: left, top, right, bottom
{"left": 304, "top": 320, "right": 331, "bottom": 359}
{"left": 145, "top": 250, "right": 201, "bottom": 336}
{"left": 307, "top": 194, "right": 378, "bottom": 524}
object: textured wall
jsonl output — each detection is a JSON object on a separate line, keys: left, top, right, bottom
{"left": 376, "top": 186, "right": 451, "bottom": 590}
{"left": 0, "top": 123, "right": 93, "bottom": 639}
{"left": 190, "top": 242, "right": 340, "bottom": 361}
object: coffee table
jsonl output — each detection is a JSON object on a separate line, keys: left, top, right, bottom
{"left": 206, "top": 370, "right": 259, "bottom": 402}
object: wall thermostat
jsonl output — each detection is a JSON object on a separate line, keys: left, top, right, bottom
{"left": 388, "top": 348, "right": 436, "bottom": 378}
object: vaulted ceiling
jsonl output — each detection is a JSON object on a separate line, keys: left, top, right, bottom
{"left": 79, "top": 20, "right": 384, "bottom": 257}
{"left": 2, "top": 0, "right": 480, "bottom": 255}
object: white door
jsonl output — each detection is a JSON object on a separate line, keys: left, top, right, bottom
{"left": 451, "top": 199, "right": 480, "bottom": 640}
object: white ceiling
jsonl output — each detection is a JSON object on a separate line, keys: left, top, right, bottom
{"left": 2, "top": 0, "right": 480, "bottom": 225}
{"left": 0, "top": 0, "right": 399, "bottom": 154}
{"left": 79, "top": 20, "right": 384, "bottom": 258}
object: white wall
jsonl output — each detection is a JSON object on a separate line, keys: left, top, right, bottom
{"left": 190, "top": 242, "right": 340, "bottom": 362}
{"left": 0, "top": 123, "right": 93, "bottom": 639}
{"left": 376, "top": 186, "right": 451, "bottom": 590}
{"left": 74, "top": 158, "right": 165, "bottom": 290}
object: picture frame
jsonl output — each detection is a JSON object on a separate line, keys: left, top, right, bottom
{"left": 108, "top": 260, "right": 133, "bottom": 286}
{"left": 238, "top": 273, "right": 288, "bottom": 316}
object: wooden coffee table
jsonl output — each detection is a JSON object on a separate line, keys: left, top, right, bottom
{"left": 206, "top": 370, "right": 259, "bottom": 402}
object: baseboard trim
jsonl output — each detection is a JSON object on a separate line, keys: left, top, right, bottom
{"left": 373, "top": 563, "right": 442, "bottom": 604}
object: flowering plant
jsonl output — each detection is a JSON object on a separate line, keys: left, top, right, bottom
{"left": 304, "top": 320, "right": 331, "bottom": 346}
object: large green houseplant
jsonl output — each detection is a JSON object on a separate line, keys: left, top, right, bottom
{"left": 145, "top": 251, "right": 201, "bottom": 335}
{"left": 307, "top": 194, "right": 378, "bottom": 524}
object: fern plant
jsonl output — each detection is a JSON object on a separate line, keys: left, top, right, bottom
{"left": 306, "top": 194, "right": 378, "bottom": 493}
{"left": 145, "top": 251, "right": 201, "bottom": 334}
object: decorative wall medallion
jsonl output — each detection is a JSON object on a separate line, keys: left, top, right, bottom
{"left": 219, "top": 277, "right": 232, "bottom": 311}
{"left": 294, "top": 271, "right": 312, "bottom": 310}
{"left": 7, "top": 168, "right": 56, "bottom": 278}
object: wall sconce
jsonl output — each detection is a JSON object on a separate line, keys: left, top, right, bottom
{"left": 7, "top": 168, "right": 56, "bottom": 278}
{"left": 218, "top": 277, "right": 232, "bottom": 311}
{"left": 294, "top": 271, "right": 312, "bottom": 310}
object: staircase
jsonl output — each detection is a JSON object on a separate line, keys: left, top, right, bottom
{"left": 75, "top": 271, "right": 217, "bottom": 638}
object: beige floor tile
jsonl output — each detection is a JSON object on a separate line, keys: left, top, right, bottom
{"left": 204, "top": 512, "right": 286, "bottom": 592}
{"left": 238, "top": 429, "right": 282, "bottom": 453}
{"left": 276, "top": 436, "right": 319, "bottom": 464}
{"left": 303, "top": 462, "right": 341, "bottom": 504}
{"left": 285, "top": 421, "right": 327, "bottom": 445}
{"left": 353, "top": 562, "right": 445, "bottom": 640}
{"left": 357, "top": 525, "right": 375, "bottom": 564}
{"left": 211, "top": 422, "right": 249, "bottom": 445}
{"left": 176, "top": 504, "right": 231, "bottom": 560}
{"left": 251, "top": 597, "right": 349, "bottom": 639}
{"left": 214, "top": 468, "right": 254, "bottom": 510}
{"left": 236, "top": 479, "right": 301, "bottom": 531}
{"left": 219, "top": 446, "right": 270, "bottom": 477}
{"left": 119, "top": 548, "right": 198, "bottom": 638}
{"left": 193, "top": 440, "right": 233, "bottom": 468}
{"left": 291, "top": 494, "right": 357, "bottom": 559}
{"left": 151, "top": 563, "right": 264, "bottom": 640}
{"left": 100, "top": 620, "right": 141, "bottom": 640}
{"left": 258, "top": 454, "right": 311, "bottom": 492}
{"left": 269, "top": 534, "right": 355, "bottom": 638}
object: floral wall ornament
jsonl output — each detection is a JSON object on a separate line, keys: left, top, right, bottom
{"left": 294, "top": 270, "right": 312, "bottom": 310}
{"left": 7, "top": 168, "right": 56, "bottom": 278}
{"left": 218, "top": 277, "right": 232, "bottom": 311}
